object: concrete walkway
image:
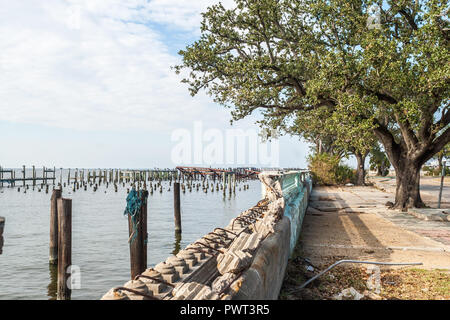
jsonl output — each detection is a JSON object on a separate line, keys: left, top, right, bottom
{"left": 370, "top": 175, "right": 450, "bottom": 208}
{"left": 299, "top": 186, "right": 450, "bottom": 270}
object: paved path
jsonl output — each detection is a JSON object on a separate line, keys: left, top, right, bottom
{"left": 300, "top": 186, "right": 450, "bottom": 270}
{"left": 369, "top": 175, "right": 450, "bottom": 208}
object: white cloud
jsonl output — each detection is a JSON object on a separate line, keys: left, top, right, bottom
{"left": 0, "top": 0, "right": 234, "bottom": 132}
{"left": 144, "top": 0, "right": 235, "bottom": 32}
{"left": 0, "top": 0, "right": 311, "bottom": 168}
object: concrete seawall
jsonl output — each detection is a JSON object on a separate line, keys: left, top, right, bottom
{"left": 102, "top": 171, "right": 312, "bottom": 300}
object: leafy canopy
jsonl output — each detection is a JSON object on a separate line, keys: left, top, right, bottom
{"left": 176, "top": 0, "right": 450, "bottom": 166}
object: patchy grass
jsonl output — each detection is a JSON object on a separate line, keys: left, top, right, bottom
{"left": 380, "top": 268, "right": 450, "bottom": 300}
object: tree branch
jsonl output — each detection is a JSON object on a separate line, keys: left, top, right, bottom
{"left": 398, "top": 8, "right": 418, "bottom": 31}
{"left": 417, "top": 126, "right": 450, "bottom": 165}
{"left": 373, "top": 121, "right": 402, "bottom": 171}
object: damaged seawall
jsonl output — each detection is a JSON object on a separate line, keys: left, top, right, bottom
{"left": 101, "top": 170, "right": 312, "bottom": 300}
{"left": 233, "top": 171, "right": 312, "bottom": 299}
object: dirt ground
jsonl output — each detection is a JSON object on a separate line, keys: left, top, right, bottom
{"left": 280, "top": 249, "right": 449, "bottom": 300}
{"left": 280, "top": 184, "right": 450, "bottom": 300}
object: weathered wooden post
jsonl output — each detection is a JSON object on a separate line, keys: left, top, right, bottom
{"left": 174, "top": 182, "right": 182, "bottom": 233}
{"left": 142, "top": 191, "right": 148, "bottom": 271}
{"left": 222, "top": 172, "right": 226, "bottom": 195}
{"left": 57, "top": 198, "right": 72, "bottom": 300}
{"left": 127, "top": 189, "right": 148, "bottom": 279}
{"left": 0, "top": 216, "right": 5, "bottom": 255}
{"left": 438, "top": 160, "right": 446, "bottom": 209}
{"left": 32, "top": 165, "right": 36, "bottom": 186}
{"left": 22, "top": 165, "right": 26, "bottom": 187}
{"left": 50, "top": 188, "right": 62, "bottom": 265}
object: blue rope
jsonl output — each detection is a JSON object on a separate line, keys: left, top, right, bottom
{"left": 124, "top": 188, "right": 148, "bottom": 244}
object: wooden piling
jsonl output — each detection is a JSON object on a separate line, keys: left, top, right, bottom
{"left": 32, "top": 165, "right": 36, "bottom": 186}
{"left": 174, "top": 182, "right": 182, "bottom": 233}
{"left": 50, "top": 188, "right": 62, "bottom": 265}
{"left": 0, "top": 216, "right": 5, "bottom": 255}
{"left": 222, "top": 172, "right": 226, "bottom": 195}
{"left": 57, "top": 198, "right": 72, "bottom": 300}
{"left": 232, "top": 173, "right": 236, "bottom": 194}
{"left": 128, "top": 191, "right": 148, "bottom": 279}
{"left": 22, "top": 165, "right": 26, "bottom": 187}
{"left": 142, "top": 191, "right": 148, "bottom": 270}
{"left": 43, "top": 166, "right": 47, "bottom": 185}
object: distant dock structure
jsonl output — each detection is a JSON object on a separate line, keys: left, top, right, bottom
{"left": 175, "top": 166, "right": 261, "bottom": 179}
{"left": 0, "top": 165, "right": 56, "bottom": 187}
{"left": 0, "top": 165, "right": 304, "bottom": 196}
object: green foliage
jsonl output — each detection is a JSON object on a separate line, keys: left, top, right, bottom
{"left": 433, "top": 142, "right": 450, "bottom": 163}
{"left": 308, "top": 153, "right": 356, "bottom": 185}
{"left": 177, "top": 0, "right": 450, "bottom": 170}
{"left": 423, "top": 165, "right": 450, "bottom": 176}
{"left": 336, "top": 164, "right": 358, "bottom": 184}
{"left": 291, "top": 103, "right": 377, "bottom": 160}
{"left": 369, "top": 143, "right": 391, "bottom": 176}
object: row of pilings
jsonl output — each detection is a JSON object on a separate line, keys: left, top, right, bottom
{"left": 0, "top": 167, "right": 258, "bottom": 196}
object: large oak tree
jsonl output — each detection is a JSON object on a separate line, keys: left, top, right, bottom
{"left": 176, "top": 0, "right": 449, "bottom": 209}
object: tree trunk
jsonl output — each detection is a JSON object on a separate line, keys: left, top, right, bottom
{"left": 373, "top": 113, "right": 450, "bottom": 210}
{"left": 376, "top": 166, "right": 383, "bottom": 176}
{"left": 355, "top": 152, "right": 367, "bottom": 186}
{"left": 374, "top": 128, "right": 426, "bottom": 210}
{"left": 393, "top": 162, "right": 425, "bottom": 210}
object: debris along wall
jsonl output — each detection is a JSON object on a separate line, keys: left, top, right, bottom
{"left": 101, "top": 170, "right": 311, "bottom": 301}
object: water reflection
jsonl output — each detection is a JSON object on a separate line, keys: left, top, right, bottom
{"left": 47, "top": 264, "right": 57, "bottom": 300}
{"left": 172, "top": 231, "right": 182, "bottom": 255}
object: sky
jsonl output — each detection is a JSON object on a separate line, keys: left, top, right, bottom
{"left": 0, "top": 0, "right": 314, "bottom": 169}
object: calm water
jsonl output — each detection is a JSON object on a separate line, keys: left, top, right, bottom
{"left": 0, "top": 169, "right": 262, "bottom": 300}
